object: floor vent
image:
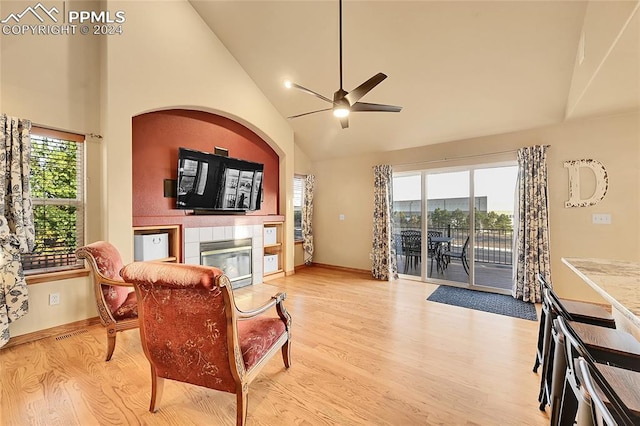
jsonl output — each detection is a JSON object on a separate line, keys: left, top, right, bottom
{"left": 55, "top": 329, "right": 88, "bottom": 341}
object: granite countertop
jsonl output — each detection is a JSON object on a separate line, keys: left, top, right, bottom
{"left": 562, "top": 258, "right": 640, "bottom": 329}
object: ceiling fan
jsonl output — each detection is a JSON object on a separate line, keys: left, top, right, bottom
{"left": 284, "top": 0, "right": 402, "bottom": 129}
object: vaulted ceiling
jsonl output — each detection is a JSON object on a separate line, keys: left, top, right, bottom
{"left": 190, "top": 1, "right": 640, "bottom": 161}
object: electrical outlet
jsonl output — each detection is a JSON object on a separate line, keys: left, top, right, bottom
{"left": 49, "top": 293, "right": 60, "bottom": 306}
{"left": 592, "top": 214, "right": 611, "bottom": 225}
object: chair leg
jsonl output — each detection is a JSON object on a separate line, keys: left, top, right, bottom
{"left": 533, "top": 308, "right": 548, "bottom": 373}
{"left": 236, "top": 387, "right": 248, "bottom": 426}
{"left": 149, "top": 372, "right": 164, "bottom": 412}
{"left": 539, "top": 326, "right": 557, "bottom": 408}
{"left": 105, "top": 329, "right": 116, "bottom": 361}
{"left": 462, "top": 255, "right": 469, "bottom": 275}
{"left": 281, "top": 340, "right": 291, "bottom": 368}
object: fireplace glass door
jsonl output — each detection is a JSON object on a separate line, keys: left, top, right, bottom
{"left": 200, "top": 238, "right": 252, "bottom": 288}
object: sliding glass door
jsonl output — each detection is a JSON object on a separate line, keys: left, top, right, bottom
{"left": 392, "top": 173, "right": 422, "bottom": 278}
{"left": 472, "top": 167, "right": 518, "bottom": 292}
{"left": 393, "top": 164, "right": 517, "bottom": 295}
{"left": 426, "top": 171, "right": 470, "bottom": 285}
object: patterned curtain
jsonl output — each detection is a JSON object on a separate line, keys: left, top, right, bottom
{"left": 372, "top": 165, "right": 398, "bottom": 280}
{"left": 513, "top": 145, "right": 550, "bottom": 303}
{"left": 302, "top": 175, "right": 315, "bottom": 265}
{"left": 0, "top": 114, "right": 34, "bottom": 348}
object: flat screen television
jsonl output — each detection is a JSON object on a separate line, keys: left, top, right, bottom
{"left": 176, "top": 147, "right": 264, "bottom": 212}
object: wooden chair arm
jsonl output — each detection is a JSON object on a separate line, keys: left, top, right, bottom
{"left": 99, "top": 275, "right": 135, "bottom": 288}
{"left": 76, "top": 247, "right": 133, "bottom": 288}
{"left": 236, "top": 292, "right": 287, "bottom": 320}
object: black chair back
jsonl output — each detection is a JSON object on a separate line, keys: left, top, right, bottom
{"left": 556, "top": 317, "right": 636, "bottom": 426}
{"left": 577, "top": 357, "right": 619, "bottom": 426}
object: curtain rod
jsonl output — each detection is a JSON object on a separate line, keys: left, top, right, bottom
{"left": 388, "top": 144, "right": 551, "bottom": 168}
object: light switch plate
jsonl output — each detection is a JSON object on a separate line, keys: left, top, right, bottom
{"left": 592, "top": 213, "right": 611, "bottom": 225}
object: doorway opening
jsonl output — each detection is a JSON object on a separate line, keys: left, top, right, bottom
{"left": 393, "top": 164, "right": 517, "bottom": 294}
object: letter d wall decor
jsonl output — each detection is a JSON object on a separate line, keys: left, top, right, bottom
{"left": 564, "top": 159, "right": 608, "bottom": 208}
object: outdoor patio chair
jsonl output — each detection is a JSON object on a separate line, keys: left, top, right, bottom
{"left": 401, "top": 230, "right": 421, "bottom": 274}
{"left": 426, "top": 230, "right": 442, "bottom": 276}
{"left": 441, "top": 236, "right": 470, "bottom": 275}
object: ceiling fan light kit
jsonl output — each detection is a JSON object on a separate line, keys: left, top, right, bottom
{"left": 285, "top": 0, "right": 402, "bottom": 129}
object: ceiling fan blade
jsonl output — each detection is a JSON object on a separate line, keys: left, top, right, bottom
{"left": 351, "top": 102, "right": 403, "bottom": 113}
{"left": 289, "top": 82, "right": 333, "bottom": 104}
{"left": 344, "top": 73, "right": 387, "bottom": 105}
{"left": 340, "top": 116, "right": 349, "bottom": 129}
{"left": 287, "top": 108, "right": 332, "bottom": 119}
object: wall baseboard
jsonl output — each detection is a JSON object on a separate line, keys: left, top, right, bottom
{"left": 311, "top": 262, "right": 372, "bottom": 276}
{"left": 3, "top": 317, "right": 101, "bottom": 350}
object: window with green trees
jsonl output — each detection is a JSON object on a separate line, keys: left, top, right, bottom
{"left": 22, "top": 130, "right": 85, "bottom": 273}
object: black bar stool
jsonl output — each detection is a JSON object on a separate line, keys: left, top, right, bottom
{"left": 552, "top": 318, "right": 640, "bottom": 425}
{"left": 536, "top": 275, "right": 617, "bottom": 412}
{"left": 578, "top": 357, "right": 640, "bottom": 426}
{"left": 534, "top": 275, "right": 615, "bottom": 372}
{"left": 541, "top": 288, "right": 640, "bottom": 420}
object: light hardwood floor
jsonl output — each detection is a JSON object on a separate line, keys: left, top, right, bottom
{"left": 1, "top": 267, "right": 549, "bottom": 425}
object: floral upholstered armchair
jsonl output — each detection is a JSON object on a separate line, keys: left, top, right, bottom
{"left": 75, "top": 241, "right": 138, "bottom": 361}
{"left": 120, "top": 262, "right": 292, "bottom": 426}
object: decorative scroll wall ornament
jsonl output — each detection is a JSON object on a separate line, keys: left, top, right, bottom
{"left": 564, "top": 159, "right": 608, "bottom": 208}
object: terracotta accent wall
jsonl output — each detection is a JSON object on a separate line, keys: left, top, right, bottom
{"left": 132, "top": 109, "right": 279, "bottom": 221}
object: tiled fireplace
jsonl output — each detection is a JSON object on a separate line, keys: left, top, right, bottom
{"left": 184, "top": 225, "right": 264, "bottom": 286}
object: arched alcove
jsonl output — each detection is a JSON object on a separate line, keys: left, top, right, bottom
{"left": 132, "top": 109, "right": 280, "bottom": 222}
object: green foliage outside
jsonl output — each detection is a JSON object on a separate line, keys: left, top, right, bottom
{"left": 26, "top": 136, "right": 80, "bottom": 268}
{"left": 395, "top": 206, "right": 513, "bottom": 231}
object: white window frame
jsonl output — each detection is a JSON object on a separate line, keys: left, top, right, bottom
{"left": 23, "top": 127, "right": 85, "bottom": 274}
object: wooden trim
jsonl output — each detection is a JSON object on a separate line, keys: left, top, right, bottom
{"left": 2, "top": 317, "right": 101, "bottom": 349}
{"left": 294, "top": 264, "right": 308, "bottom": 272}
{"left": 285, "top": 269, "right": 295, "bottom": 276}
{"left": 263, "top": 271, "right": 285, "bottom": 281}
{"left": 32, "top": 126, "right": 85, "bottom": 143}
{"left": 311, "top": 262, "right": 371, "bottom": 276}
{"left": 26, "top": 268, "right": 90, "bottom": 285}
